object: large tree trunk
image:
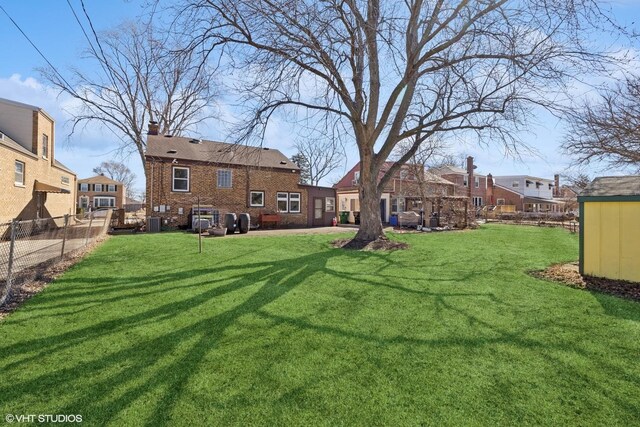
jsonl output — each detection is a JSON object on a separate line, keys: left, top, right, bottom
{"left": 352, "top": 151, "right": 385, "bottom": 243}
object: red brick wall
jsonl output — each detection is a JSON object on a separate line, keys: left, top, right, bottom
{"left": 145, "top": 158, "right": 307, "bottom": 228}
{"left": 492, "top": 186, "right": 523, "bottom": 211}
{"left": 441, "top": 174, "right": 487, "bottom": 199}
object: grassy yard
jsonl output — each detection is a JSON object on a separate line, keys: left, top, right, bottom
{"left": 1, "top": 224, "right": 639, "bottom": 426}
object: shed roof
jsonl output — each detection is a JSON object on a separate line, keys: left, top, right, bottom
{"left": 145, "top": 135, "right": 298, "bottom": 171}
{"left": 580, "top": 176, "right": 640, "bottom": 197}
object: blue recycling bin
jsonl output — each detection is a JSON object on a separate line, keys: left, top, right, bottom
{"left": 390, "top": 214, "right": 398, "bottom": 226}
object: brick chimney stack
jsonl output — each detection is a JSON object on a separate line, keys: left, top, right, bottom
{"left": 554, "top": 174, "right": 560, "bottom": 197}
{"left": 148, "top": 120, "right": 159, "bottom": 136}
{"left": 487, "top": 173, "right": 494, "bottom": 205}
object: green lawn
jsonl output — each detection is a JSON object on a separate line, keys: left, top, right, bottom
{"left": 1, "top": 225, "right": 639, "bottom": 426}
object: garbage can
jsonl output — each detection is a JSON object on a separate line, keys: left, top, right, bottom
{"left": 354, "top": 212, "right": 360, "bottom": 225}
{"left": 429, "top": 212, "right": 439, "bottom": 228}
{"left": 390, "top": 214, "right": 398, "bottom": 226}
{"left": 340, "top": 211, "right": 349, "bottom": 224}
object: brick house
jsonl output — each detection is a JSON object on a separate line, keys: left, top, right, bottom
{"left": 77, "top": 175, "right": 125, "bottom": 210}
{"left": 335, "top": 161, "right": 457, "bottom": 223}
{"left": 145, "top": 134, "right": 308, "bottom": 228}
{"left": 0, "top": 98, "right": 76, "bottom": 223}
{"left": 430, "top": 163, "right": 488, "bottom": 208}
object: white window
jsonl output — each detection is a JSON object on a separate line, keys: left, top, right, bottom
{"left": 353, "top": 171, "right": 360, "bottom": 184}
{"left": 94, "top": 184, "right": 103, "bottom": 192}
{"left": 42, "top": 134, "right": 48, "bottom": 159}
{"left": 61, "top": 176, "right": 70, "bottom": 186}
{"left": 217, "top": 169, "right": 232, "bottom": 188}
{"left": 277, "top": 192, "right": 289, "bottom": 212}
{"left": 289, "top": 193, "right": 301, "bottom": 213}
{"left": 475, "top": 177, "right": 480, "bottom": 188}
{"left": 400, "top": 170, "right": 408, "bottom": 179}
{"left": 15, "top": 161, "right": 25, "bottom": 185}
{"left": 80, "top": 183, "right": 89, "bottom": 192}
{"left": 172, "top": 167, "right": 189, "bottom": 192}
{"left": 473, "top": 197, "right": 483, "bottom": 207}
{"left": 94, "top": 196, "right": 115, "bottom": 208}
{"left": 512, "top": 181, "right": 519, "bottom": 188}
{"left": 108, "top": 184, "right": 116, "bottom": 192}
{"left": 79, "top": 196, "right": 89, "bottom": 209}
{"left": 250, "top": 191, "right": 265, "bottom": 207}
{"left": 325, "top": 197, "right": 335, "bottom": 212}
{"left": 463, "top": 176, "right": 468, "bottom": 187}
{"left": 497, "top": 198, "right": 505, "bottom": 205}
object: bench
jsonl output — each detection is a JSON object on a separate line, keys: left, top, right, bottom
{"left": 259, "top": 213, "right": 280, "bottom": 228}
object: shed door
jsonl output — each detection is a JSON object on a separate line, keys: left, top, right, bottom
{"left": 313, "top": 198, "right": 324, "bottom": 226}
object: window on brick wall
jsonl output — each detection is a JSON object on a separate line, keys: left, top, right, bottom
{"left": 325, "top": 197, "right": 335, "bottom": 212}
{"left": 250, "top": 191, "right": 265, "bottom": 207}
{"left": 42, "top": 134, "right": 49, "bottom": 159}
{"left": 108, "top": 184, "right": 116, "bottom": 192}
{"left": 277, "top": 192, "right": 289, "bottom": 212}
{"left": 80, "top": 183, "right": 89, "bottom": 192}
{"left": 463, "top": 175, "right": 468, "bottom": 186}
{"left": 94, "top": 184, "right": 103, "bottom": 192}
{"left": 217, "top": 169, "right": 232, "bottom": 188}
{"left": 289, "top": 193, "right": 301, "bottom": 213}
{"left": 497, "top": 198, "right": 505, "bottom": 205}
{"left": 475, "top": 177, "right": 480, "bottom": 188}
{"left": 94, "top": 196, "right": 115, "bottom": 208}
{"left": 15, "top": 160, "right": 25, "bottom": 186}
{"left": 172, "top": 167, "right": 189, "bottom": 192}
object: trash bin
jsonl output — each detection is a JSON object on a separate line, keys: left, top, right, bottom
{"left": 390, "top": 214, "right": 398, "bottom": 226}
{"left": 340, "top": 211, "right": 349, "bottom": 224}
{"left": 429, "top": 212, "right": 439, "bottom": 228}
{"left": 354, "top": 212, "right": 360, "bottom": 225}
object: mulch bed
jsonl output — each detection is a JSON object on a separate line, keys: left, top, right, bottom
{"left": 332, "top": 237, "right": 409, "bottom": 251}
{"left": 531, "top": 262, "right": 640, "bottom": 302}
{"left": 0, "top": 236, "right": 109, "bottom": 321}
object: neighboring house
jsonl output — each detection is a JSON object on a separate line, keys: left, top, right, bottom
{"left": 0, "top": 98, "right": 76, "bottom": 223}
{"left": 77, "top": 175, "right": 125, "bottom": 210}
{"left": 491, "top": 175, "right": 563, "bottom": 212}
{"left": 145, "top": 132, "right": 308, "bottom": 228}
{"left": 300, "top": 184, "right": 337, "bottom": 227}
{"left": 430, "top": 163, "right": 488, "bottom": 208}
{"left": 552, "top": 174, "right": 580, "bottom": 213}
{"left": 123, "top": 197, "right": 145, "bottom": 213}
{"left": 579, "top": 176, "right": 640, "bottom": 283}
{"left": 335, "top": 161, "right": 456, "bottom": 223}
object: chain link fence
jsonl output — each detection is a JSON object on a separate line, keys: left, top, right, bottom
{"left": 0, "top": 209, "right": 112, "bottom": 306}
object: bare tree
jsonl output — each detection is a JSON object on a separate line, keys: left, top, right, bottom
{"left": 41, "top": 12, "right": 217, "bottom": 176}
{"left": 92, "top": 160, "right": 137, "bottom": 198}
{"left": 293, "top": 138, "right": 343, "bottom": 186}
{"left": 566, "top": 173, "right": 592, "bottom": 190}
{"left": 564, "top": 76, "right": 640, "bottom": 172}
{"left": 180, "top": 0, "right": 619, "bottom": 244}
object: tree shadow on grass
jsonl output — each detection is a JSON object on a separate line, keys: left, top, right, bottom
{"left": 0, "top": 245, "right": 639, "bottom": 424}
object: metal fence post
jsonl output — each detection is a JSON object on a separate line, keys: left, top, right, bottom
{"left": 85, "top": 212, "right": 94, "bottom": 246}
{"left": 60, "top": 214, "right": 69, "bottom": 259}
{"left": 1, "top": 219, "right": 18, "bottom": 306}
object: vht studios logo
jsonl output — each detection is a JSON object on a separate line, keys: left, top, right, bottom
{"left": 5, "top": 414, "right": 83, "bottom": 423}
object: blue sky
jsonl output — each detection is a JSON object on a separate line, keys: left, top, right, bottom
{"left": 1, "top": 1, "right": 639, "bottom": 193}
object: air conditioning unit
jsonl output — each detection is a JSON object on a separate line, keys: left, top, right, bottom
{"left": 147, "top": 217, "right": 161, "bottom": 232}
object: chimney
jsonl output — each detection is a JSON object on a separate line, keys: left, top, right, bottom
{"left": 554, "top": 174, "right": 560, "bottom": 197}
{"left": 147, "top": 120, "right": 159, "bottom": 136}
{"left": 487, "top": 173, "right": 494, "bottom": 205}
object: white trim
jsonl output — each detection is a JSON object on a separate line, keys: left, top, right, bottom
{"left": 14, "top": 160, "right": 25, "bottom": 185}
{"left": 172, "top": 166, "right": 190, "bottom": 192}
{"left": 277, "top": 192, "right": 289, "bottom": 212}
{"left": 250, "top": 191, "right": 265, "bottom": 207}
{"left": 94, "top": 196, "right": 115, "bottom": 208}
{"left": 289, "top": 192, "right": 301, "bottom": 213}
{"left": 217, "top": 169, "right": 232, "bottom": 188}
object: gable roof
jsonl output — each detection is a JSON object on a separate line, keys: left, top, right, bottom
{"left": 79, "top": 175, "right": 123, "bottom": 185}
{"left": 0, "top": 97, "right": 55, "bottom": 122}
{"left": 145, "top": 135, "right": 299, "bottom": 171}
{"left": 580, "top": 176, "right": 640, "bottom": 197}
{"left": 335, "top": 161, "right": 456, "bottom": 189}
{"left": 0, "top": 129, "right": 36, "bottom": 158}
{"left": 430, "top": 164, "right": 486, "bottom": 178}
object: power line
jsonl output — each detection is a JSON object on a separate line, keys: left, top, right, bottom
{"left": 0, "top": 4, "right": 74, "bottom": 90}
